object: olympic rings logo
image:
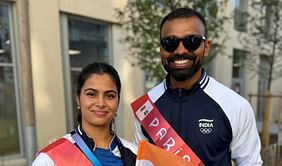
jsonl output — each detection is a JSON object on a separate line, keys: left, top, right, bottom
{"left": 199, "top": 128, "right": 212, "bottom": 134}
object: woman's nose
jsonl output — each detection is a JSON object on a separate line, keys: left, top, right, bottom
{"left": 95, "top": 96, "right": 106, "bottom": 108}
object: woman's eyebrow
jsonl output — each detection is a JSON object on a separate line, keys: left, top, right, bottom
{"left": 105, "top": 90, "right": 117, "bottom": 94}
{"left": 83, "top": 88, "right": 117, "bottom": 93}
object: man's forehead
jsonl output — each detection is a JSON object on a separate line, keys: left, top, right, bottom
{"left": 160, "top": 17, "right": 205, "bottom": 36}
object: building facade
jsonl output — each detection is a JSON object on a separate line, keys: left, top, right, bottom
{"left": 0, "top": 0, "right": 144, "bottom": 165}
{"left": 219, "top": 0, "right": 282, "bottom": 132}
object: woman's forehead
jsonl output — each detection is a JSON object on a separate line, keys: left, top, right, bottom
{"left": 83, "top": 74, "right": 117, "bottom": 89}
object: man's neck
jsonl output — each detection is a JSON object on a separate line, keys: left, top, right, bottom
{"left": 170, "top": 69, "right": 202, "bottom": 89}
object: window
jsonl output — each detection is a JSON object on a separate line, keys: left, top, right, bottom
{"left": 0, "top": 3, "right": 20, "bottom": 156}
{"left": 232, "top": 49, "right": 247, "bottom": 78}
{"left": 232, "top": 49, "right": 247, "bottom": 95}
{"left": 61, "top": 15, "right": 111, "bottom": 129}
{"left": 234, "top": 0, "right": 248, "bottom": 32}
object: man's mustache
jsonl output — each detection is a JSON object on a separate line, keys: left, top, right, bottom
{"left": 167, "top": 54, "right": 196, "bottom": 62}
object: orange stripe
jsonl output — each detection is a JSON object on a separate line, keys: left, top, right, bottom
{"left": 136, "top": 141, "right": 145, "bottom": 160}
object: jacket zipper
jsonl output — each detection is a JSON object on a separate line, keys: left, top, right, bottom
{"left": 177, "top": 89, "right": 183, "bottom": 133}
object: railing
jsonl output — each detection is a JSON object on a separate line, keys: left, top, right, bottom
{"left": 262, "top": 144, "right": 282, "bottom": 166}
{"left": 248, "top": 93, "right": 282, "bottom": 165}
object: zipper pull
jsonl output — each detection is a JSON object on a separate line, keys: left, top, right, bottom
{"left": 178, "top": 88, "right": 182, "bottom": 96}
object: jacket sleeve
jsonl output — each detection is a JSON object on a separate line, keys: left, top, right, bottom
{"left": 230, "top": 100, "right": 263, "bottom": 166}
{"left": 134, "top": 120, "right": 148, "bottom": 144}
{"left": 32, "top": 153, "right": 55, "bottom": 166}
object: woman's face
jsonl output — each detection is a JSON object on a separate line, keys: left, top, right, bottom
{"left": 77, "top": 73, "right": 119, "bottom": 129}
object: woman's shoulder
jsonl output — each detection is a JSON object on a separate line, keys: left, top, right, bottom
{"left": 32, "top": 150, "right": 55, "bottom": 166}
{"left": 32, "top": 134, "right": 73, "bottom": 166}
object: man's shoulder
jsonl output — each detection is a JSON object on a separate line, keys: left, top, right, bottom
{"left": 206, "top": 76, "right": 247, "bottom": 100}
{"left": 203, "top": 76, "right": 252, "bottom": 116}
{"left": 146, "top": 80, "right": 166, "bottom": 102}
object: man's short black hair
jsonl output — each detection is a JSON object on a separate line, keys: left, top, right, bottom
{"left": 160, "top": 7, "right": 208, "bottom": 37}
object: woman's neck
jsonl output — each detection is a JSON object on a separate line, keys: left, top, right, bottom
{"left": 81, "top": 123, "right": 113, "bottom": 149}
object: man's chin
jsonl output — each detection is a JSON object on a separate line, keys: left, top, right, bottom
{"left": 169, "top": 67, "right": 201, "bottom": 81}
{"left": 169, "top": 71, "right": 192, "bottom": 81}
{"left": 171, "top": 75, "right": 188, "bottom": 82}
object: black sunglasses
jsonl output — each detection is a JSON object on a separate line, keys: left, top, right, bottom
{"left": 160, "top": 35, "right": 206, "bottom": 52}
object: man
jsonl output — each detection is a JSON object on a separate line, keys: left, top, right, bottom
{"left": 132, "top": 7, "right": 263, "bottom": 165}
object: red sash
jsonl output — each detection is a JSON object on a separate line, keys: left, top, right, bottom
{"left": 40, "top": 138, "right": 92, "bottom": 166}
{"left": 131, "top": 94, "right": 204, "bottom": 166}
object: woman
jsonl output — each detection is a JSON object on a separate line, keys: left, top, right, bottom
{"left": 32, "top": 62, "right": 137, "bottom": 166}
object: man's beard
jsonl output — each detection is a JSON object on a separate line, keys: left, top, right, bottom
{"left": 163, "top": 54, "right": 202, "bottom": 82}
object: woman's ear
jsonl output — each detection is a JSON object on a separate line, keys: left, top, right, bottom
{"left": 76, "top": 96, "right": 80, "bottom": 108}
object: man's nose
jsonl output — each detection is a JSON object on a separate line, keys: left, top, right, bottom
{"left": 174, "top": 41, "right": 189, "bottom": 54}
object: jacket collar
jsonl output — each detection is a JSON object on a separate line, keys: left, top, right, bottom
{"left": 164, "top": 69, "right": 209, "bottom": 96}
{"left": 75, "top": 125, "right": 118, "bottom": 151}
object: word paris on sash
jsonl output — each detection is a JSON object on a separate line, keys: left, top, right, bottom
{"left": 131, "top": 94, "right": 204, "bottom": 166}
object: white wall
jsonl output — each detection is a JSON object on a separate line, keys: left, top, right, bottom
{"left": 112, "top": 24, "right": 145, "bottom": 140}
{"left": 29, "top": 0, "right": 66, "bottom": 149}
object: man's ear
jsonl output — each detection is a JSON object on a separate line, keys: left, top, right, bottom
{"left": 204, "top": 40, "right": 211, "bottom": 57}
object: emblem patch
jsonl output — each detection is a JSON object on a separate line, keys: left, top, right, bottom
{"left": 198, "top": 119, "right": 214, "bottom": 134}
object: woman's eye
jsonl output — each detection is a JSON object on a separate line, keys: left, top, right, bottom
{"left": 106, "top": 93, "right": 116, "bottom": 99}
{"left": 86, "top": 92, "right": 95, "bottom": 97}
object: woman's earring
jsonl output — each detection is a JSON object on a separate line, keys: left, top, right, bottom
{"left": 77, "top": 105, "right": 81, "bottom": 110}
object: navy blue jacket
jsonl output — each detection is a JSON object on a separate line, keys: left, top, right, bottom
{"left": 134, "top": 71, "right": 262, "bottom": 166}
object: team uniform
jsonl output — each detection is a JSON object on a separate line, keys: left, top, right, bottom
{"left": 134, "top": 70, "right": 263, "bottom": 166}
{"left": 33, "top": 126, "right": 137, "bottom": 166}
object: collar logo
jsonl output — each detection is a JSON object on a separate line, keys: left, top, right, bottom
{"left": 198, "top": 119, "right": 214, "bottom": 134}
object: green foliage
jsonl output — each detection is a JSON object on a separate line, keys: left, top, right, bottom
{"left": 116, "top": 0, "right": 228, "bottom": 81}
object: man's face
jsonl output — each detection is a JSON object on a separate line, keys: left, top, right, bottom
{"left": 160, "top": 17, "right": 210, "bottom": 82}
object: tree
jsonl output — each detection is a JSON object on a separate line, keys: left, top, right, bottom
{"left": 116, "top": 0, "right": 228, "bottom": 82}
{"left": 241, "top": 0, "right": 282, "bottom": 148}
